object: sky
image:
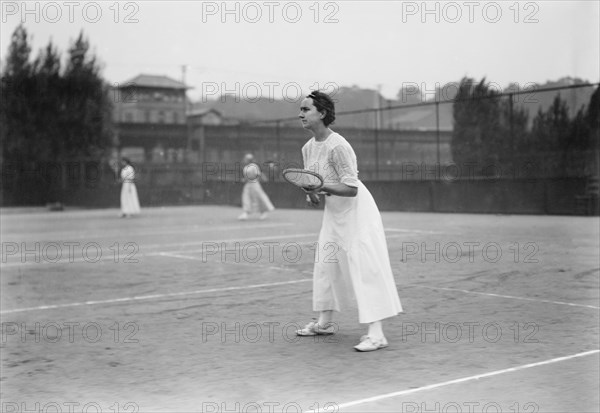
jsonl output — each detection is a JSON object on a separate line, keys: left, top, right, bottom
{"left": 1, "top": 0, "right": 598, "bottom": 101}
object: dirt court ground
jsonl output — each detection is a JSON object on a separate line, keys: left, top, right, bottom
{"left": 1, "top": 205, "right": 598, "bottom": 412}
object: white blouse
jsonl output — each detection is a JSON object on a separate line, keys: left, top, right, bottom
{"left": 301, "top": 132, "right": 359, "bottom": 188}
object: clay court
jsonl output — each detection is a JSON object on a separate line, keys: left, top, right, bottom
{"left": 1, "top": 205, "right": 598, "bottom": 412}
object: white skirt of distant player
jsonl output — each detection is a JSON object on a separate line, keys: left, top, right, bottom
{"left": 241, "top": 181, "right": 274, "bottom": 214}
{"left": 121, "top": 181, "right": 141, "bottom": 215}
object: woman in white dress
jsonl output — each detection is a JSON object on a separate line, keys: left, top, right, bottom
{"left": 238, "top": 153, "right": 275, "bottom": 220}
{"left": 296, "top": 91, "right": 403, "bottom": 351}
{"left": 120, "top": 158, "right": 141, "bottom": 218}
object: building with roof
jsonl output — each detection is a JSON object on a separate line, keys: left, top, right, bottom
{"left": 112, "top": 74, "right": 191, "bottom": 162}
{"left": 187, "top": 107, "right": 224, "bottom": 126}
{"left": 110, "top": 75, "right": 454, "bottom": 165}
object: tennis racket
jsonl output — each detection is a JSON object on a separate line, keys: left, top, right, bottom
{"left": 282, "top": 168, "right": 329, "bottom": 195}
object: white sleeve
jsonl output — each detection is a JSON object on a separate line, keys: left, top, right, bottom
{"left": 302, "top": 143, "right": 308, "bottom": 170}
{"left": 331, "top": 145, "right": 359, "bottom": 187}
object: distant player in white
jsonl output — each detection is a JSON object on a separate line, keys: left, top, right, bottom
{"left": 238, "top": 153, "right": 275, "bottom": 220}
{"left": 120, "top": 157, "right": 141, "bottom": 218}
{"left": 296, "top": 91, "right": 403, "bottom": 351}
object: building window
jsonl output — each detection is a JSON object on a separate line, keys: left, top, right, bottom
{"left": 144, "top": 110, "right": 151, "bottom": 123}
{"left": 173, "top": 112, "right": 179, "bottom": 124}
{"left": 124, "top": 112, "right": 133, "bottom": 122}
{"left": 157, "top": 111, "right": 165, "bottom": 123}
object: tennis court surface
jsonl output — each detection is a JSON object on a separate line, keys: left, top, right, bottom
{"left": 1, "top": 205, "right": 598, "bottom": 412}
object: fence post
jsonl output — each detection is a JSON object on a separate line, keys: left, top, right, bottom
{"left": 436, "top": 101, "right": 440, "bottom": 166}
{"left": 509, "top": 93, "right": 514, "bottom": 172}
{"left": 276, "top": 120, "right": 281, "bottom": 164}
{"left": 199, "top": 125, "right": 206, "bottom": 164}
{"left": 374, "top": 120, "right": 379, "bottom": 180}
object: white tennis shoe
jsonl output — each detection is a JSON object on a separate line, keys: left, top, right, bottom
{"left": 296, "top": 320, "right": 335, "bottom": 336}
{"left": 354, "top": 335, "right": 388, "bottom": 352}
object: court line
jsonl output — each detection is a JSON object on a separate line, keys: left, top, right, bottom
{"left": 410, "top": 285, "right": 600, "bottom": 310}
{"left": 159, "top": 256, "right": 598, "bottom": 311}
{"left": 1, "top": 222, "right": 295, "bottom": 242}
{"left": 158, "top": 251, "right": 312, "bottom": 274}
{"left": 0, "top": 228, "right": 429, "bottom": 268}
{"left": 386, "top": 228, "right": 443, "bottom": 234}
{"left": 158, "top": 252, "right": 211, "bottom": 261}
{"left": 3, "top": 233, "right": 596, "bottom": 312}
{"left": 154, "top": 233, "right": 319, "bottom": 256}
{"left": 0, "top": 232, "right": 318, "bottom": 268}
{"left": 0, "top": 278, "right": 312, "bottom": 315}
{"left": 307, "top": 349, "right": 600, "bottom": 413}
{"left": 4, "top": 275, "right": 593, "bottom": 315}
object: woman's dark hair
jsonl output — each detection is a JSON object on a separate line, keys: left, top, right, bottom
{"left": 307, "top": 90, "right": 335, "bottom": 126}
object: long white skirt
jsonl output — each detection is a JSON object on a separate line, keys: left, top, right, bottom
{"left": 121, "top": 182, "right": 141, "bottom": 215}
{"left": 241, "top": 181, "right": 275, "bottom": 214}
{"left": 312, "top": 181, "right": 402, "bottom": 324}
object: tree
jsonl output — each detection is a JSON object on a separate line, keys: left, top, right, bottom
{"left": 31, "top": 41, "right": 63, "bottom": 160}
{"left": 501, "top": 95, "right": 530, "bottom": 174}
{"left": 587, "top": 86, "right": 600, "bottom": 178}
{"left": 0, "top": 24, "right": 36, "bottom": 163}
{"left": 1, "top": 27, "right": 113, "bottom": 163}
{"left": 451, "top": 77, "right": 533, "bottom": 176}
{"left": 60, "top": 31, "right": 113, "bottom": 159}
{"left": 3, "top": 24, "right": 31, "bottom": 77}
{"left": 530, "top": 95, "right": 570, "bottom": 175}
{"left": 1, "top": 25, "right": 114, "bottom": 205}
{"left": 528, "top": 90, "right": 600, "bottom": 176}
{"left": 452, "top": 77, "right": 504, "bottom": 171}
{"left": 586, "top": 86, "right": 599, "bottom": 151}
{"left": 531, "top": 95, "right": 571, "bottom": 151}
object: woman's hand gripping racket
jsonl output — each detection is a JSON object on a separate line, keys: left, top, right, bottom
{"left": 282, "top": 168, "right": 329, "bottom": 206}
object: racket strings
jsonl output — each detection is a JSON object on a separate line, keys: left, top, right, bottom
{"left": 283, "top": 170, "right": 323, "bottom": 189}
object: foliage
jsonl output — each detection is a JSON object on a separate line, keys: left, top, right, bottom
{"left": 452, "top": 77, "right": 598, "bottom": 177}
{"left": 1, "top": 25, "right": 113, "bottom": 165}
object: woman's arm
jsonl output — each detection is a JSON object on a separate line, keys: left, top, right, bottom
{"left": 321, "top": 183, "right": 358, "bottom": 197}
{"left": 304, "top": 183, "right": 357, "bottom": 207}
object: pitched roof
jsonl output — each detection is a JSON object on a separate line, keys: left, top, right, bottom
{"left": 188, "top": 107, "right": 222, "bottom": 117}
{"left": 120, "top": 74, "right": 189, "bottom": 90}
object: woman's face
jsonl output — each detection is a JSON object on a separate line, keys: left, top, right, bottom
{"left": 298, "top": 98, "right": 325, "bottom": 130}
